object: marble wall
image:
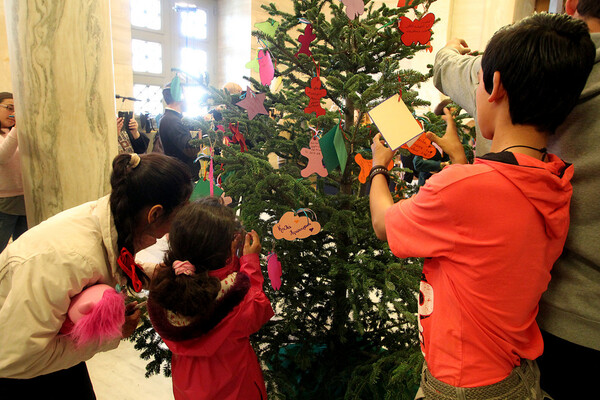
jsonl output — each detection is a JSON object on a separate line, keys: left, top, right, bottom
{"left": 4, "top": 0, "right": 118, "bottom": 226}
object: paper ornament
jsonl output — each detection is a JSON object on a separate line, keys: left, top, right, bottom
{"left": 255, "top": 19, "right": 279, "bottom": 38}
{"left": 245, "top": 56, "right": 260, "bottom": 73}
{"left": 368, "top": 94, "right": 423, "bottom": 150}
{"left": 398, "top": 13, "right": 435, "bottom": 46}
{"left": 237, "top": 87, "right": 269, "bottom": 120}
{"left": 341, "top": 0, "right": 365, "bottom": 20}
{"left": 296, "top": 24, "right": 317, "bottom": 57}
{"left": 397, "top": 0, "right": 414, "bottom": 7}
{"left": 258, "top": 49, "right": 275, "bottom": 86}
{"left": 319, "top": 125, "right": 348, "bottom": 173}
{"left": 170, "top": 75, "right": 182, "bottom": 102}
{"left": 355, "top": 154, "right": 393, "bottom": 184}
{"left": 228, "top": 122, "right": 247, "bottom": 152}
{"left": 304, "top": 77, "right": 327, "bottom": 117}
{"left": 273, "top": 209, "right": 321, "bottom": 241}
{"left": 267, "top": 252, "right": 282, "bottom": 290}
{"left": 401, "top": 132, "right": 436, "bottom": 159}
{"left": 190, "top": 178, "right": 224, "bottom": 201}
{"left": 301, "top": 137, "right": 328, "bottom": 178}
{"left": 270, "top": 76, "right": 283, "bottom": 94}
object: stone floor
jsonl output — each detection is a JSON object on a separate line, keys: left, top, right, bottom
{"left": 88, "top": 339, "right": 174, "bottom": 400}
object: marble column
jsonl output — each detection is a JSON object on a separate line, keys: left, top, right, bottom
{"left": 4, "top": 0, "right": 118, "bottom": 226}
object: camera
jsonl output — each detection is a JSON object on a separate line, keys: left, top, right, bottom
{"left": 118, "top": 111, "right": 133, "bottom": 134}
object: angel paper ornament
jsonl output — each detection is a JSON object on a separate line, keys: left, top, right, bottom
{"left": 296, "top": 24, "right": 317, "bottom": 57}
{"left": 341, "top": 0, "right": 365, "bottom": 20}
{"left": 398, "top": 13, "right": 435, "bottom": 46}
{"left": 300, "top": 136, "right": 328, "bottom": 178}
{"left": 304, "top": 77, "right": 327, "bottom": 117}
{"left": 237, "top": 87, "right": 268, "bottom": 120}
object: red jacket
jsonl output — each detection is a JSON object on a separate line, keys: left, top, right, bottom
{"left": 148, "top": 254, "right": 274, "bottom": 399}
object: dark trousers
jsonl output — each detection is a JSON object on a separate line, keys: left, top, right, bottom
{"left": 0, "top": 362, "right": 96, "bottom": 400}
{"left": 538, "top": 330, "right": 600, "bottom": 399}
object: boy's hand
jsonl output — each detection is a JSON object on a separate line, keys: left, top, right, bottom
{"left": 444, "top": 38, "right": 471, "bottom": 55}
{"left": 371, "top": 133, "right": 394, "bottom": 167}
{"left": 243, "top": 230, "right": 261, "bottom": 255}
{"left": 116, "top": 117, "right": 124, "bottom": 132}
{"left": 426, "top": 108, "right": 468, "bottom": 165}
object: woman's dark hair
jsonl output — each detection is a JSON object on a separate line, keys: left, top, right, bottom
{"left": 110, "top": 153, "right": 192, "bottom": 289}
{"left": 481, "top": 13, "right": 595, "bottom": 133}
{"left": 0, "top": 92, "right": 13, "bottom": 103}
{"left": 0, "top": 92, "right": 13, "bottom": 130}
{"left": 150, "top": 197, "right": 242, "bottom": 317}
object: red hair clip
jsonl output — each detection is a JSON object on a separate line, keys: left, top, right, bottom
{"left": 116, "top": 248, "right": 143, "bottom": 293}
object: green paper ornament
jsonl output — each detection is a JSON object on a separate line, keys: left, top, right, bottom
{"left": 190, "top": 179, "right": 223, "bottom": 201}
{"left": 319, "top": 125, "right": 347, "bottom": 173}
{"left": 170, "top": 75, "right": 182, "bottom": 102}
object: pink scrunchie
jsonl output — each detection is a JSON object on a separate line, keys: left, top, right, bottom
{"left": 173, "top": 260, "right": 196, "bottom": 276}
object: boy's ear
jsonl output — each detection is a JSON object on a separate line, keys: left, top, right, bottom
{"left": 565, "top": 0, "right": 578, "bottom": 16}
{"left": 487, "top": 71, "right": 506, "bottom": 103}
{"left": 147, "top": 205, "right": 165, "bottom": 224}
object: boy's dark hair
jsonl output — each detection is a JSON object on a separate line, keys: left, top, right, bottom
{"left": 110, "top": 153, "right": 193, "bottom": 290}
{"left": 481, "top": 12, "right": 595, "bottom": 133}
{"left": 150, "top": 197, "right": 242, "bottom": 317}
{"left": 577, "top": 0, "right": 600, "bottom": 19}
{"left": 162, "top": 86, "right": 174, "bottom": 105}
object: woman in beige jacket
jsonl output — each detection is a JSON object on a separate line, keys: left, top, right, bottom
{"left": 0, "top": 153, "right": 192, "bottom": 399}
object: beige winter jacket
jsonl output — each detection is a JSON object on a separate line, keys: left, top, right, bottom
{"left": 0, "top": 195, "right": 124, "bottom": 378}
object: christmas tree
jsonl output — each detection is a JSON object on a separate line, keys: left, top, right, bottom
{"left": 131, "top": 0, "right": 471, "bottom": 398}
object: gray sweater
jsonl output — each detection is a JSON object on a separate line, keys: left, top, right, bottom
{"left": 432, "top": 33, "right": 600, "bottom": 350}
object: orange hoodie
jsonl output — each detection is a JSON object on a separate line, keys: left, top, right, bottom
{"left": 386, "top": 151, "right": 573, "bottom": 387}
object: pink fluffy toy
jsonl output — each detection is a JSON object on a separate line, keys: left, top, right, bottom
{"left": 59, "top": 284, "right": 126, "bottom": 347}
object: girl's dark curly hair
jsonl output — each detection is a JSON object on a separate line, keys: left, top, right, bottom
{"left": 150, "top": 197, "right": 242, "bottom": 317}
{"left": 110, "top": 153, "right": 192, "bottom": 290}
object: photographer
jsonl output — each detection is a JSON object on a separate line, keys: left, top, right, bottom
{"left": 117, "top": 112, "right": 149, "bottom": 154}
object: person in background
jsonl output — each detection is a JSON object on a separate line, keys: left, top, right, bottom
{"left": 432, "top": 2, "right": 600, "bottom": 398}
{"left": 157, "top": 84, "right": 200, "bottom": 179}
{"left": 0, "top": 153, "right": 192, "bottom": 399}
{"left": 0, "top": 92, "right": 27, "bottom": 252}
{"left": 117, "top": 114, "right": 148, "bottom": 154}
{"left": 148, "top": 198, "right": 273, "bottom": 400}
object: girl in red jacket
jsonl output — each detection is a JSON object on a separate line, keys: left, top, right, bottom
{"left": 148, "top": 197, "right": 274, "bottom": 399}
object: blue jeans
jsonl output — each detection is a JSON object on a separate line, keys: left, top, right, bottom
{"left": 0, "top": 211, "right": 27, "bottom": 252}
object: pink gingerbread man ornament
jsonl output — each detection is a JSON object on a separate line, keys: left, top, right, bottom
{"left": 304, "top": 77, "right": 327, "bottom": 117}
{"left": 301, "top": 137, "right": 328, "bottom": 177}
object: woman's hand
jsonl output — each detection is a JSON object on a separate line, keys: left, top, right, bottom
{"left": 243, "top": 230, "right": 261, "bottom": 255}
{"left": 122, "top": 302, "right": 141, "bottom": 339}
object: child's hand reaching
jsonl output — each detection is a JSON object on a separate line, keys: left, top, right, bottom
{"left": 243, "top": 230, "right": 261, "bottom": 255}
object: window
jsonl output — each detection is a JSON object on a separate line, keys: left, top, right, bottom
{"left": 130, "top": 0, "right": 216, "bottom": 118}
{"left": 132, "top": 40, "right": 163, "bottom": 74}
{"left": 130, "top": 0, "right": 161, "bottom": 30}
{"left": 133, "top": 84, "right": 164, "bottom": 116}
